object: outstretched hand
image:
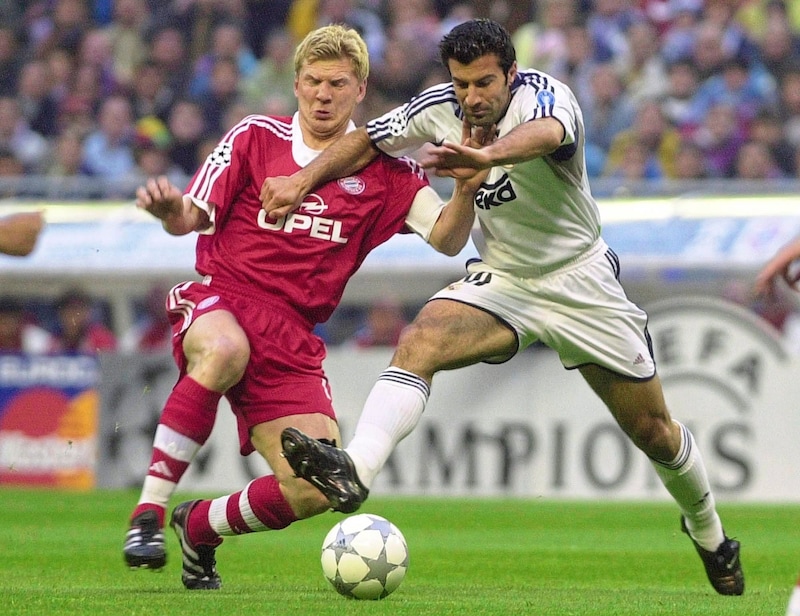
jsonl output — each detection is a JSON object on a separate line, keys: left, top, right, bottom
{"left": 421, "top": 120, "right": 496, "bottom": 180}
{"left": 135, "top": 176, "right": 183, "bottom": 220}
{"left": 754, "top": 238, "right": 800, "bottom": 296}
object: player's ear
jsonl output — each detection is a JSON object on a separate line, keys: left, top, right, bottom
{"left": 507, "top": 61, "right": 517, "bottom": 85}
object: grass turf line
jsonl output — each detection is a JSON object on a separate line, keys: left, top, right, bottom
{"left": 1, "top": 488, "right": 798, "bottom": 615}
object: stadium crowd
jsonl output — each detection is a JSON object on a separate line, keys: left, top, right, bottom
{"left": 0, "top": 0, "right": 799, "bottom": 195}
{"left": 3, "top": 0, "right": 800, "bottom": 349}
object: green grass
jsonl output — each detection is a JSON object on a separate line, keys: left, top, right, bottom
{"left": 2, "top": 488, "right": 798, "bottom": 615}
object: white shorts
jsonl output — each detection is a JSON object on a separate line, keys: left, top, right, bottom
{"left": 430, "top": 239, "right": 655, "bottom": 379}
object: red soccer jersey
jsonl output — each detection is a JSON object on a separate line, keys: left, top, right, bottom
{"left": 185, "top": 114, "right": 429, "bottom": 325}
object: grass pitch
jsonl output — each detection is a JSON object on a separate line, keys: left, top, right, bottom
{"left": 2, "top": 488, "right": 797, "bottom": 615}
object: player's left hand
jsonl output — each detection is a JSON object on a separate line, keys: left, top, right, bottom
{"left": 421, "top": 120, "right": 496, "bottom": 180}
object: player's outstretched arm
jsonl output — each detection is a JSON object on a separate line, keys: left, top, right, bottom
{"left": 421, "top": 117, "right": 564, "bottom": 176}
{"left": 260, "top": 127, "right": 378, "bottom": 220}
{"left": 755, "top": 237, "right": 800, "bottom": 295}
{"left": 427, "top": 121, "right": 493, "bottom": 255}
{"left": 0, "top": 211, "right": 45, "bottom": 256}
{"left": 135, "top": 176, "right": 208, "bottom": 236}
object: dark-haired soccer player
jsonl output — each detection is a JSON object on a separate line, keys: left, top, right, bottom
{"left": 123, "top": 24, "right": 487, "bottom": 589}
{"left": 262, "top": 18, "right": 744, "bottom": 596}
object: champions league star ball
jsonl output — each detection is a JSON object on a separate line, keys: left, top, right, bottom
{"left": 320, "top": 513, "right": 409, "bottom": 600}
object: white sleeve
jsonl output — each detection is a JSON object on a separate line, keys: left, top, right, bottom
{"left": 404, "top": 185, "right": 445, "bottom": 242}
{"left": 515, "top": 76, "right": 578, "bottom": 147}
{"left": 185, "top": 194, "right": 216, "bottom": 235}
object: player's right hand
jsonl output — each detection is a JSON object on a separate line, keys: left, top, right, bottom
{"left": 135, "top": 176, "right": 182, "bottom": 220}
{"left": 260, "top": 175, "right": 305, "bottom": 220}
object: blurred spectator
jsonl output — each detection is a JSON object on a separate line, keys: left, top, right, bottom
{"left": 129, "top": 60, "right": 176, "bottom": 122}
{"left": 558, "top": 23, "right": 596, "bottom": 107}
{"left": 0, "top": 96, "right": 50, "bottom": 173}
{"left": 603, "top": 138, "right": 663, "bottom": 183}
{"left": 0, "top": 26, "right": 23, "bottom": 96}
{"left": 78, "top": 28, "right": 120, "bottom": 98}
{"left": 47, "top": 288, "right": 117, "bottom": 355}
{"left": 0, "top": 148, "right": 25, "bottom": 188}
{"left": 580, "top": 62, "right": 637, "bottom": 154}
{"left": 45, "top": 48, "right": 75, "bottom": 107}
{"left": 0, "top": 211, "right": 45, "bottom": 257}
{"left": 241, "top": 29, "right": 296, "bottom": 114}
{"left": 661, "top": 59, "right": 701, "bottom": 133}
{"left": 778, "top": 67, "right": 800, "bottom": 149}
{"left": 31, "top": 0, "right": 91, "bottom": 60}
{"left": 733, "top": 140, "right": 785, "bottom": 180}
{"left": 687, "top": 20, "right": 733, "bottom": 82}
{"left": 17, "top": 59, "right": 61, "bottom": 138}
{"left": 0, "top": 298, "right": 52, "bottom": 354}
{"left": 314, "top": 0, "right": 387, "bottom": 60}
{"left": 690, "top": 102, "right": 747, "bottom": 178}
{"left": 196, "top": 56, "right": 241, "bottom": 136}
{"left": 660, "top": 2, "right": 703, "bottom": 64}
{"left": 687, "top": 54, "right": 778, "bottom": 126}
{"left": 605, "top": 101, "right": 680, "bottom": 178}
{"left": 672, "top": 138, "right": 708, "bottom": 180}
{"left": 189, "top": 21, "right": 257, "bottom": 100}
{"left": 167, "top": 99, "right": 207, "bottom": 175}
{"left": 46, "top": 127, "right": 92, "bottom": 177}
{"left": 513, "top": 0, "right": 576, "bottom": 73}
{"left": 586, "top": 0, "right": 644, "bottom": 64}
{"left": 56, "top": 92, "right": 96, "bottom": 139}
{"left": 348, "top": 299, "right": 409, "bottom": 348}
{"left": 148, "top": 27, "right": 192, "bottom": 102}
{"left": 748, "top": 109, "right": 796, "bottom": 176}
{"left": 64, "top": 62, "right": 104, "bottom": 123}
{"left": 103, "top": 0, "right": 150, "bottom": 89}
{"left": 620, "top": 20, "right": 668, "bottom": 105}
{"left": 126, "top": 116, "right": 185, "bottom": 185}
{"left": 243, "top": 0, "right": 293, "bottom": 56}
{"left": 82, "top": 94, "right": 136, "bottom": 181}
{"left": 120, "top": 284, "right": 171, "bottom": 353}
{"left": 370, "top": 27, "right": 438, "bottom": 105}
{"left": 754, "top": 14, "right": 800, "bottom": 84}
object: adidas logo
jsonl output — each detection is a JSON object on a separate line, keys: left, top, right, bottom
{"left": 633, "top": 353, "right": 646, "bottom": 365}
{"left": 148, "top": 461, "right": 173, "bottom": 478}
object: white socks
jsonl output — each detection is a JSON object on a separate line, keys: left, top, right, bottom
{"left": 346, "top": 367, "right": 430, "bottom": 489}
{"left": 651, "top": 422, "right": 725, "bottom": 551}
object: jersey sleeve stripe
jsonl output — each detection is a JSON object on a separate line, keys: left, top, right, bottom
{"left": 366, "top": 83, "right": 460, "bottom": 143}
{"left": 188, "top": 115, "right": 292, "bottom": 203}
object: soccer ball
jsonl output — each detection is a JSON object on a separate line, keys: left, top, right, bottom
{"left": 320, "top": 513, "right": 409, "bottom": 600}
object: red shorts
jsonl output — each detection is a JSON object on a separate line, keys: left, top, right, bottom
{"left": 167, "top": 280, "right": 335, "bottom": 455}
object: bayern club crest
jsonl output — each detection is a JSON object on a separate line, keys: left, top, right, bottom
{"left": 338, "top": 176, "right": 365, "bottom": 195}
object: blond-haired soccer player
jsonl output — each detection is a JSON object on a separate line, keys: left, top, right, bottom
{"left": 124, "top": 24, "right": 488, "bottom": 589}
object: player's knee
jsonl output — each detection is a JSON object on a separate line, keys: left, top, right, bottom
{"left": 627, "top": 415, "right": 676, "bottom": 460}
{"left": 202, "top": 333, "right": 250, "bottom": 383}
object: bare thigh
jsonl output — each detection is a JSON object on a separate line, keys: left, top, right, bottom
{"left": 579, "top": 364, "right": 680, "bottom": 461}
{"left": 249, "top": 413, "right": 341, "bottom": 519}
{"left": 391, "top": 299, "right": 518, "bottom": 382}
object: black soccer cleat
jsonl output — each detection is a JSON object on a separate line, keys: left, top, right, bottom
{"left": 681, "top": 517, "right": 744, "bottom": 595}
{"left": 123, "top": 509, "right": 166, "bottom": 570}
{"left": 281, "top": 427, "right": 369, "bottom": 514}
{"left": 170, "top": 500, "right": 221, "bottom": 590}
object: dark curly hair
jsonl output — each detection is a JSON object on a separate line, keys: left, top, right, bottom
{"left": 438, "top": 19, "right": 516, "bottom": 75}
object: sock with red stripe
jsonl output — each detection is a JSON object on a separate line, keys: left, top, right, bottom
{"left": 131, "top": 376, "right": 222, "bottom": 527}
{"left": 187, "top": 476, "right": 298, "bottom": 545}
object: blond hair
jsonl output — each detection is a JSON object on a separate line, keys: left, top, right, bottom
{"left": 293, "top": 24, "right": 369, "bottom": 81}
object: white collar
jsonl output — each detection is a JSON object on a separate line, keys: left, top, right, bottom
{"left": 291, "top": 112, "right": 357, "bottom": 167}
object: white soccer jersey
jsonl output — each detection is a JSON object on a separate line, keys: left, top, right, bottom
{"left": 366, "top": 70, "right": 602, "bottom": 275}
